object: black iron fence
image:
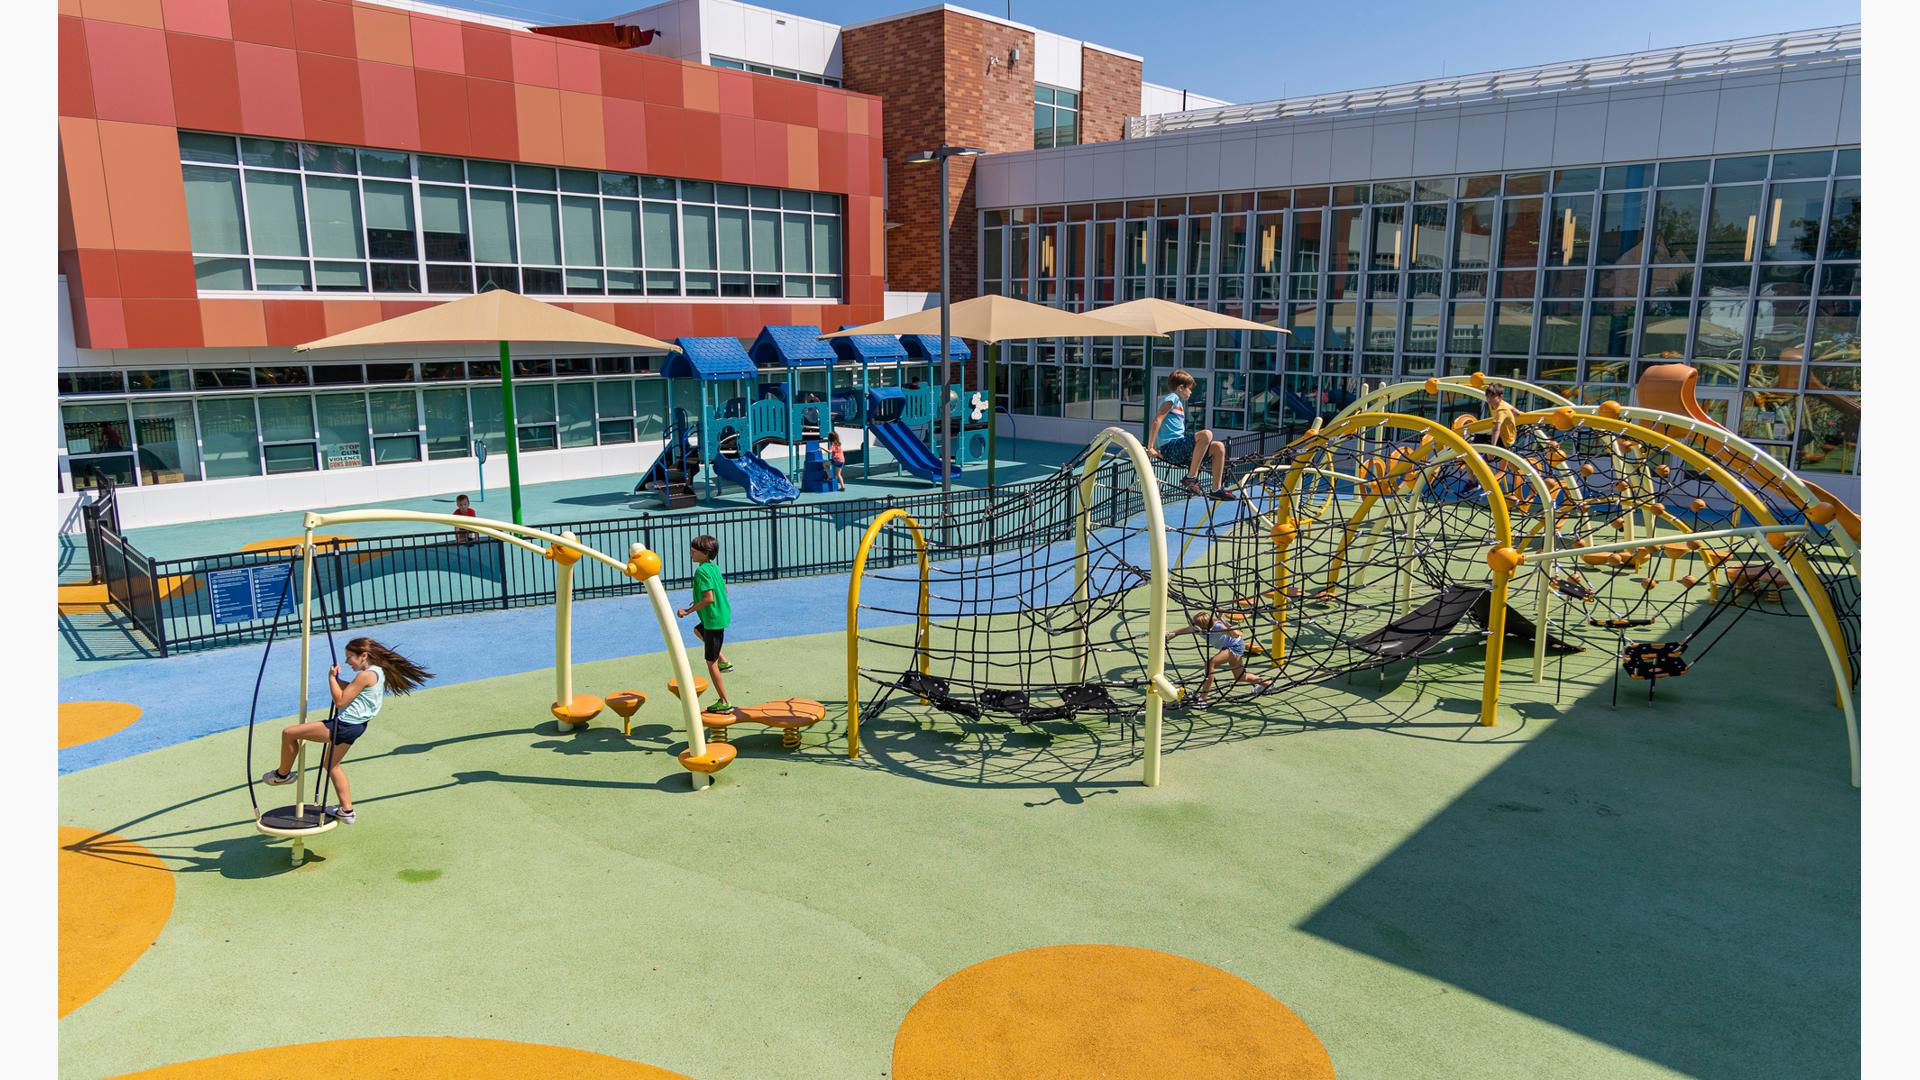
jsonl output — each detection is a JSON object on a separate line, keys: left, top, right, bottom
{"left": 84, "top": 459, "right": 1136, "bottom": 656}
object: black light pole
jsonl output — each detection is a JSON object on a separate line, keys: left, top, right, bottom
{"left": 907, "top": 145, "right": 984, "bottom": 545}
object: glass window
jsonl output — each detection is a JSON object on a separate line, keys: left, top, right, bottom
{"left": 1588, "top": 301, "right": 1636, "bottom": 357}
{"left": 814, "top": 217, "right": 839, "bottom": 278}
{"left": 1763, "top": 181, "right": 1825, "bottom": 261}
{"left": 782, "top": 214, "right": 810, "bottom": 273}
{"left": 682, "top": 205, "right": 718, "bottom": 271}
{"left": 306, "top": 175, "right": 365, "bottom": 259}
{"left": 1288, "top": 211, "right": 1322, "bottom": 274}
{"left": 179, "top": 132, "right": 238, "bottom": 164}
{"left": 362, "top": 180, "right": 416, "bottom": 261}
{"left": 1797, "top": 394, "right": 1859, "bottom": 473}
{"left": 1819, "top": 264, "right": 1860, "bottom": 296}
{"left": 1370, "top": 205, "right": 1404, "bottom": 271}
{"left": 557, "top": 382, "right": 596, "bottom": 447}
{"left": 63, "top": 402, "right": 130, "bottom": 457}
{"left": 1650, "top": 188, "right": 1702, "bottom": 263}
{"left": 195, "top": 367, "right": 252, "bottom": 389}
{"left": 1811, "top": 300, "right": 1860, "bottom": 361}
{"left": 562, "top": 196, "right": 603, "bottom": 267}
{"left": 423, "top": 388, "right": 470, "bottom": 459}
{"left": 359, "top": 148, "right": 411, "bottom": 179}
{"left": 1703, "top": 186, "right": 1763, "bottom": 262}
{"left": 196, "top": 398, "right": 262, "bottom": 479}
{"left": 1825, "top": 179, "right": 1860, "bottom": 260}
{"left": 131, "top": 400, "right": 201, "bottom": 484}
{"left": 1453, "top": 201, "right": 1494, "bottom": 269}
{"left": 193, "top": 257, "right": 249, "bottom": 290}
{"left": 316, "top": 393, "right": 369, "bottom": 468}
{"left": 605, "top": 200, "right": 641, "bottom": 268}
{"left": 1548, "top": 195, "right": 1591, "bottom": 267}
{"left": 517, "top": 193, "right": 561, "bottom": 265}
{"left": 471, "top": 188, "right": 517, "bottom": 263}
{"left": 1694, "top": 299, "right": 1748, "bottom": 361}
{"left": 128, "top": 369, "right": 191, "bottom": 393}
{"left": 1714, "top": 155, "right": 1768, "bottom": 183}
{"left": 1492, "top": 301, "right": 1533, "bottom": 352}
{"left": 421, "top": 186, "right": 470, "bottom": 262}
{"left": 1658, "top": 160, "right": 1710, "bottom": 187}
{"left": 1329, "top": 209, "right": 1363, "bottom": 274}
{"left": 182, "top": 166, "right": 247, "bottom": 253}
{"left": 257, "top": 395, "right": 315, "bottom": 442}
{"left": 1499, "top": 199, "right": 1543, "bottom": 266}
{"left": 1640, "top": 300, "right": 1692, "bottom": 358}
{"left": 245, "top": 171, "right": 307, "bottom": 256}
{"left": 1594, "top": 192, "right": 1645, "bottom": 266}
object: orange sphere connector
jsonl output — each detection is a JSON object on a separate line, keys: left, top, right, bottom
{"left": 1654, "top": 464, "right": 1672, "bottom": 478}
{"left": 1769, "top": 531, "right": 1794, "bottom": 551}
{"left": 1641, "top": 578, "right": 1658, "bottom": 591}
{"left": 1680, "top": 575, "right": 1699, "bottom": 588}
{"left": 1808, "top": 501, "right": 1839, "bottom": 526}
{"left": 1487, "top": 546, "right": 1525, "bottom": 574}
{"left": 1597, "top": 399, "right": 1624, "bottom": 419}
{"left": 1690, "top": 498, "right": 1708, "bottom": 513}
{"left": 1270, "top": 519, "right": 1298, "bottom": 549}
{"left": 1549, "top": 407, "right": 1578, "bottom": 432}
{"left": 1579, "top": 463, "right": 1597, "bottom": 477}
{"left": 1423, "top": 377, "right": 1440, "bottom": 395}
{"left": 545, "top": 542, "right": 582, "bottom": 567}
{"left": 1469, "top": 370, "right": 1488, "bottom": 388}
{"left": 625, "top": 548, "right": 663, "bottom": 581}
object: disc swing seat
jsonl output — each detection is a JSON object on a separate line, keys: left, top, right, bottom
{"left": 1609, "top": 572, "right": 1762, "bottom": 707}
{"left": 244, "top": 551, "right": 348, "bottom": 861}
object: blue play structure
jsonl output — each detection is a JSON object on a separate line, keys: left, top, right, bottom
{"left": 638, "top": 336, "right": 799, "bottom": 507}
{"left": 749, "top": 325, "right": 846, "bottom": 490}
{"left": 826, "top": 327, "right": 988, "bottom": 483}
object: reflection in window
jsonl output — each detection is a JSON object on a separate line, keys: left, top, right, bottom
{"left": 1703, "top": 185, "right": 1762, "bottom": 263}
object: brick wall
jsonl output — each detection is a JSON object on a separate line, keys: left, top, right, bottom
{"left": 1079, "top": 46, "right": 1142, "bottom": 145}
{"left": 843, "top": 9, "right": 1037, "bottom": 298}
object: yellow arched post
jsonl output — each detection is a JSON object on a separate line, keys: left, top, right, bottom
{"left": 1286, "top": 413, "right": 1516, "bottom": 726}
{"left": 551, "top": 530, "right": 579, "bottom": 730}
{"left": 846, "top": 509, "right": 929, "bottom": 760}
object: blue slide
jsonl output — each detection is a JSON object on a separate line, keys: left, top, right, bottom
{"left": 635, "top": 416, "right": 698, "bottom": 493}
{"left": 709, "top": 448, "right": 800, "bottom": 504}
{"left": 870, "top": 420, "right": 959, "bottom": 482}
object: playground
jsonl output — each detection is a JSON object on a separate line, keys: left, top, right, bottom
{"left": 57, "top": 368, "right": 1861, "bottom": 1078}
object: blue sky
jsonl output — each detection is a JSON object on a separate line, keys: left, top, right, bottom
{"left": 444, "top": 0, "right": 1857, "bottom": 105}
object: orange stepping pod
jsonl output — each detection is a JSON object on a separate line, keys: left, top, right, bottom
{"left": 666, "top": 677, "right": 710, "bottom": 699}
{"left": 728, "top": 698, "right": 827, "bottom": 749}
{"left": 551, "top": 694, "right": 606, "bottom": 729}
{"left": 699, "top": 706, "right": 744, "bottom": 743}
{"left": 605, "top": 691, "right": 648, "bottom": 735}
{"left": 678, "top": 743, "right": 737, "bottom": 774}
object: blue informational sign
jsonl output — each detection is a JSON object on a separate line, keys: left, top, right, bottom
{"left": 207, "top": 562, "right": 295, "bottom": 626}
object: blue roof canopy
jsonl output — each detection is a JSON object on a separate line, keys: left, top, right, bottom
{"left": 829, "top": 327, "right": 910, "bottom": 365}
{"left": 662, "top": 337, "right": 760, "bottom": 381}
{"left": 748, "top": 325, "right": 838, "bottom": 368}
{"left": 902, "top": 333, "right": 972, "bottom": 362}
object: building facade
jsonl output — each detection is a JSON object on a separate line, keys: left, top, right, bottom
{"left": 973, "top": 26, "right": 1862, "bottom": 502}
{"left": 57, "top": 0, "right": 886, "bottom": 524}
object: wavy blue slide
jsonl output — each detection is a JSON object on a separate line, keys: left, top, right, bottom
{"left": 709, "top": 447, "right": 800, "bottom": 504}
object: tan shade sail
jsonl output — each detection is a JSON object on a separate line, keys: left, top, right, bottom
{"left": 822, "top": 293, "right": 1156, "bottom": 343}
{"left": 1088, "top": 297, "right": 1289, "bottom": 335}
{"left": 293, "top": 289, "right": 679, "bottom": 353}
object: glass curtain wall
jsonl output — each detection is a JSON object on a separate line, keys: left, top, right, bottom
{"left": 977, "top": 147, "right": 1860, "bottom": 473}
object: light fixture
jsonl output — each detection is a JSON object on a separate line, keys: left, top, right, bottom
{"left": 1561, "top": 208, "right": 1576, "bottom": 265}
{"left": 1041, "top": 232, "right": 1055, "bottom": 275}
{"left": 1744, "top": 214, "right": 1757, "bottom": 261}
{"left": 1392, "top": 226, "right": 1402, "bottom": 270}
{"left": 1260, "top": 223, "right": 1278, "bottom": 271}
{"left": 1769, "top": 197, "right": 1783, "bottom": 247}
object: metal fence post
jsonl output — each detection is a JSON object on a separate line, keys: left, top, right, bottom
{"left": 769, "top": 504, "right": 781, "bottom": 580}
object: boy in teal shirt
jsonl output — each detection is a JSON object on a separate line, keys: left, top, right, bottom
{"left": 676, "top": 534, "right": 736, "bottom": 711}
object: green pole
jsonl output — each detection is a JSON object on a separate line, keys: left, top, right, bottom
{"left": 498, "top": 340, "right": 523, "bottom": 525}
{"left": 985, "top": 340, "right": 997, "bottom": 487}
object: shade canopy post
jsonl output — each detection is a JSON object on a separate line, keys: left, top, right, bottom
{"left": 498, "top": 340, "right": 523, "bottom": 525}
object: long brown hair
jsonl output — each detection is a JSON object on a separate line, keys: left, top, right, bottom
{"left": 345, "top": 637, "right": 434, "bottom": 695}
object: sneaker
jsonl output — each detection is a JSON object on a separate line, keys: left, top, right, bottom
{"left": 717, "top": 661, "right": 735, "bottom": 672}
{"left": 1189, "top": 694, "right": 1209, "bottom": 710}
{"left": 325, "top": 805, "right": 356, "bottom": 824}
{"left": 1180, "top": 475, "right": 1204, "bottom": 497}
{"left": 260, "top": 768, "right": 294, "bottom": 786}
{"left": 710, "top": 700, "right": 736, "bottom": 713}
{"left": 1209, "top": 487, "right": 1235, "bottom": 501}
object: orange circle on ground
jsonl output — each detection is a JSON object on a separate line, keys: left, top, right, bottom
{"left": 59, "top": 826, "right": 175, "bottom": 1017}
{"left": 893, "top": 945, "right": 1333, "bottom": 1080}
{"left": 116, "top": 1037, "right": 692, "bottom": 1078}
{"left": 58, "top": 582, "right": 109, "bottom": 612}
{"left": 240, "top": 534, "right": 357, "bottom": 554}
{"left": 59, "top": 701, "right": 142, "bottom": 749}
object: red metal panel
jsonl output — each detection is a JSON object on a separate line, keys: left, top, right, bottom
{"left": 160, "top": 0, "right": 232, "bottom": 38}
{"left": 358, "top": 61, "right": 421, "bottom": 151}
{"left": 554, "top": 42, "right": 602, "bottom": 95}
{"left": 290, "top": 0, "right": 355, "bottom": 58}
{"left": 115, "top": 249, "right": 196, "bottom": 298}
{"left": 200, "top": 298, "right": 268, "bottom": 346}
{"left": 408, "top": 14, "right": 463, "bottom": 74}
{"left": 752, "top": 119, "right": 788, "bottom": 188}
{"left": 717, "top": 70, "right": 753, "bottom": 118}
{"left": 83, "top": 298, "right": 131, "bottom": 349}
{"left": 167, "top": 32, "right": 243, "bottom": 133}
{"left": 76, "top": 250, "right": 124, "bottom": 297}
{"left": 233, "top": 42, "right": 305, "bottom": 138}
{"left": 85, "top": 20, "right": 176, "bottom": 127}
{"left": 123, "top": 297, "right": 206, "bottom": 347}
{"left": 509, "top": 31, "right": 558, "bottom": 88}
{"left": 297, "top": 51, "right": 364, "bottom": 144}
{"left": 230, "top": 0, "right": 295, "bottom": 47}
{"left": 639, "top": 55, "right": 682, "bottom": 107}
{"left": 464, "top": 77, "right": 518, "bottom": 161}
{"left": 601, "top": 50, "right": 645, "bottom": 101}
{"left": 460, "top": 24, "right": 513, "bottom": 81}
{"left": 818, "top": 129, "right": 848, "bottom": 194}
{"left": 413, "top": 69, "right": 472, "bottom": 158}
{"left": 262, "top": 298, "right": 327, "bottom": 344}
{"left": 59, "top": 17, "right": 96, "bottom": 119}
{"left": 601, "top": 96, "right": 646, "bottom": 173}
{"left": 718, "top": 113, "right": 755, "bottom": 182}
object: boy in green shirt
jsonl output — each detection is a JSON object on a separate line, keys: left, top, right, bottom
{"left": 676, "top": 534, "right": 736, "bottom": 711}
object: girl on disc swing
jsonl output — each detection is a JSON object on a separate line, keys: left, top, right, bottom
{"left": 260, "top": 637, "right": 433, "bottom": 823}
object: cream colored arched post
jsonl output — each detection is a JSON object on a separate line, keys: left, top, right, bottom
{"left": 846, "top": 508, "right": 930, "bottom": 761}
{"left": 1082, "top": 428, "right": 1176, "bottom": 787}
{"left": 289, "top": 509, "right": 710, "bottom": 790}
{"left": 1285, "top": 413, "right": 1516, "bottom": 726}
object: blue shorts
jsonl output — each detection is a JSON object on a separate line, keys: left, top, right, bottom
{"left": 330, "top": 719, "right": 369, "bottom": 745}
{"left": 1159, "top": 434, "right": 1196, "bottom": 467}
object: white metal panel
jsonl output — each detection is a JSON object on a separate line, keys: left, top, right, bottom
{"left": 1601, "top": 89, "right": 1663, "bottom": 161}
{"left": 1410, "top": 114, "right": 1460, "bottom": 175}
{"left": 1501, "top": 101, "right": 1555, "bottom": 168}
{"left": 1455, "top": 109, "right": 1506, "bottom": 172}
{"left": 1253, "top": 132, "right": 1293, "bottom": 187}
{"left": 1837, "top": 69, "right": 1860, "bottom": 143}
{"left": 1153, "top": 140, "right": 1187, "bottom": 192}
{"left": 1181, "top": 137, "right": 1219, "bottom": 192}
{"left": 1218, "top": 136, "right": 1257, "bottom": 189}
{"left": 1290, "top": 126, "right": 1333, "bottom": 184}
{"left": 1121, "top": 144, "right": 1157, "bottom": 197}
{"left": 1006, "top": 158, "right": 1039, "bottom": 204}
{"left": 1328, "top": 121, "right": 1372, "bottom": 182}
{"left": 697, "top": 0, "right": 743, "bottom": 63}
{"left": 1551, "top": 100, "right": 1608, "bottom": 165}
{"left": 1034, "top": 31, "right": 1082, "bottom": 92}
{"left": 1656, "top": 86, "right": 1720, "bottom": 157}
{"left": 1063, "top": 150, "right": 1096, "bottom": 202}
{"left": 1035, "top": 152, "right": 1067, "bottom": 203}
{"left": 1771, "top": 74, "right": 1845, "bottom": 149}
{"left": 1090, "top": 147, "right": 1124, "bottom": 200}
{"left": 1369, "top": 122, "right": 1415, "bottom": 179}
{"left": 1712, "top": 81, "right": 1780, "bottom": 153}
{"left": 974, "top": 157, "right": 1011, "bottom": 207}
